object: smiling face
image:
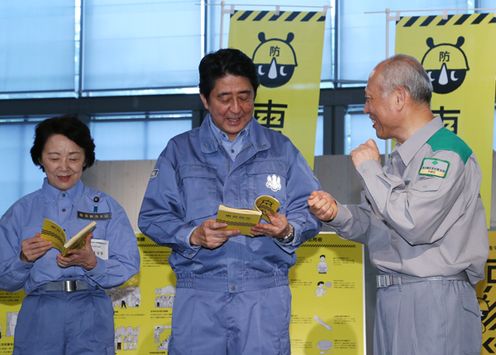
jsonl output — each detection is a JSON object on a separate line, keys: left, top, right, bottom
{"left": 364, "top": 68, "right": 401, "bottom": 141}
{"left": 40, "top": 134, "right": 85, "bottom": 191}
{"left": 200, "top": 74, "right": 255, "bottom": 141}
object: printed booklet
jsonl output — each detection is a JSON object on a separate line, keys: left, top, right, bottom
{"left": 216, "top": 195, "right": 280, "bottom": 236}
{"left": 40, "top": 218, "right": 97, "bottom": 256}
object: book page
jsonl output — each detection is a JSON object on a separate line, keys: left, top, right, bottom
{"left": 63, "top": 221, "right": 97, "bottom": 255}
{"left": 40, "top": 218, "right": 67, "bottom": 252}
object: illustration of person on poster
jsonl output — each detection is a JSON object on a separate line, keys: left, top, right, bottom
{"left": 318, "top": 254, "right": 328, "bottom": 274}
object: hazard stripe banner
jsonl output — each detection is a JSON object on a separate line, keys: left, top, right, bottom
{"left": 396, "top": 13, "right": 496, "bottom": 355}
{"left": 228, "top": 10, "right": 326, "bottom": 168}
{"left": 396, "top": 12, "right": 496, "bottom": 227}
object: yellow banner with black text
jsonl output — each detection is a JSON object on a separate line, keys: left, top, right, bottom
{"left": 228, "top": 10, "right": 326, "bottom": 168}
{"left": 396, "top": 12, "right": 496, "bottom": 225}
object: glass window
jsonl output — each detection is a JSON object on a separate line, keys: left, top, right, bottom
{"left": 315, "top": 114, "right": 324, "bottom": 156}
{"left": 0, "top": 113, "right": 192, "bottom": 216}
{"left": 0, "top": 1, "right": 75, "bottom": 93}
{"left": 339, "top": 0, "right": 470, "bottom": 82}
{"left": 0, "top": 121, "right": 45, "bottom": 215}
{"left": 83, "top": 0, "right": 202, "bottom": 91}
{"left": 1, "top": 0, "right": 483, "bottom": 215}
{"left": 89, "top": 113, "right": 191, "bottom": 160}
{"left": 90, "top": 120, "right": 146, "bottom": 160}
{"left": 146, "top": 119, "right": 192, "bottom": 159}
{"left": 477, "top": 1, "right": 496, "bottom": 10}
{"left": 344, "top": 107, "right": 387, "bottom": 155}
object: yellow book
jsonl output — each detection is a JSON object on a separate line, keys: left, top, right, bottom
{"left": 216, "top": 205, "right": 262, "bottom": 236}
{"left": 216, "top": 195, "right": 280, "bottom": 236}
{"left": 254, "top": 195, "right": 281, "bottom": 222}
{"left": 40, "top": 218, "right": 97, "bottom": 256}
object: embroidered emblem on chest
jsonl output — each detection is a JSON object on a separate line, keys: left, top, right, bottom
{"left": 266, "top": 174, "right": 282, "bottom": 192}
{"left": 418, "top": 158, "right": 450, "bottom": 178}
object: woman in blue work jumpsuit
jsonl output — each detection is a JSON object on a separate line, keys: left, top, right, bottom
{"left": 0, "top": 115, "right": 140, "bottom": 355}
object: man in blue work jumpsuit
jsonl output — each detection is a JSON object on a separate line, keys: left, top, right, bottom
{"left": 139, "top": 48, "right": 321, "bottom": 355}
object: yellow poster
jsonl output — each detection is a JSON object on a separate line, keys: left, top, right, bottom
{"left": 0, "top": 290, "right": 23, "bottom": 354}
{"left": 111, "top": 233, "right": 174, "bottom": 354}
{"left": 289, "top": 232, "right": 365, "bottom": 354}
{"left": 477, "top": 230, "right": 496, "bottom": 354}
{"left": 395, "top": 13, "right": 496, "bottom": 224}
{"left": 0, "top": 232, "right": 363, "bottom": 355}
{"left": 228, "top": 10, "right": 326, "bottom": 168}
{"left": 112, "top": 232, "right": 364, "bottom": 354}
{"left": 0, "top": 234, "right": 175, "bottom": 355}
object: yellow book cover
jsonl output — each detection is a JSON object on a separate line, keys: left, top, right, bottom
{"left": 216, "top": 195, "right": 280, "bottom": 236}
{"left": 254, "top": 195, "right": 280, "bottom": 222}
{"left": 40, "top": 218, "right": 97, "bottom": 256}
{"left": 216, "top": 204, "right": 262, "bottom": 236}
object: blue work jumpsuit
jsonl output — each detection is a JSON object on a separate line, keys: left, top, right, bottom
{"left": 0, "top": 179, "right": 140, "bottom": 355}
{"left": 139, "top": 116, "right": 321, "bottom": 354}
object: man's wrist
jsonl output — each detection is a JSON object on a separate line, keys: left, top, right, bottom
{"left": 278, "top": 224, "right": 294, "bottom": 244}
{"left": 20, "top": 251, "right": 30, "bottom": 263}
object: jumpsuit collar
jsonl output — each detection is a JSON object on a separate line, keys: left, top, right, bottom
{"left": 395, "top": 116, "right": 444, "bottom": 166}
{"left": 42, "top": 178, "right": 84, "bottom": 203}
{"left": 199, "top": 114, "right": 271, "bottom": 154}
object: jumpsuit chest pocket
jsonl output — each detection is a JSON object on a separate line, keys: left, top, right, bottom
{"left": 410, "top": 175, "right": 444, "bottom": 193}
{"left": 246, "top": 160, "right": 287, "bottom": 208}
{"left": 179, "top": 164, "right": 220, "bottom": 222}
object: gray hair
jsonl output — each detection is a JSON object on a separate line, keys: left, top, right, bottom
{"left": 373, "top": 54, "right": 432, "bottom": 104}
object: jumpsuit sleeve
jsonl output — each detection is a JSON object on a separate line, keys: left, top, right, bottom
{"left": 355, "top": 150, "right": 470, "bottom": 245}
{"left": 324, "top": 197, "right": 388, "bottom": 246}
{"left": 276, "top": 148, "right": 322, "bottom": 253}
{"left": 138, "top": 143, "right": 200, "bottom": 260}
{"left": 0, "top": 205, "right": 34, "bottom": 292}
{"left": 85, "top": 198, "right": 140, "bottom": 288}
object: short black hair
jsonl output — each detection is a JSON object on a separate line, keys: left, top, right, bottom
{"left": 199, "top": 48, "right": 259, "bottom": 99}
{"left": 30, "top": 114, "right": 95, "bottom": 171}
